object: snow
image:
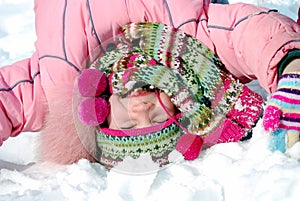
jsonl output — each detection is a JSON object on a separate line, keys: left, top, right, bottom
{"left": 0, "top": 0, "right": 300, "bottom": 201}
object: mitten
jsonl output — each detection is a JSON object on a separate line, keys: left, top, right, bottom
{"left": 263, "top": 72, "right": 300, "bottom": 152}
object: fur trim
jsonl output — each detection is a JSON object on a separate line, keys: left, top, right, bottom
{"left": 38, "top": 83, "right": 96, "bottom": 164}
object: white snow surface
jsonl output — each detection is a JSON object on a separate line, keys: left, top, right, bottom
{"left": 0, "top": 0, "right": 300, "bottom": 201}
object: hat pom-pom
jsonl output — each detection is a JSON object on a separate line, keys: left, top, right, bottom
{"left": 78, "top": 97, "right": 109, "bottom": 126}
{"left": 78, "top": 69, "right": 107, "bottom": 97}
{"left": 176, "top": 134, "right": 203, "bottom": 160}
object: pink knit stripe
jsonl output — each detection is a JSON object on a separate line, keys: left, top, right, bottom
{"left": 280, "top": 124, "right": 300, "bottom": 131}
{"left": 283, "top": 112, "right": 300, "bottom": 119}
{"left": 267, "top": 104, "right": 300, "bottom": 114}
{"left": 272, "top": 94, "right": 300, "bottom": 104}
{"left": 275, "top": 91, "right": 300, "bottom": 101}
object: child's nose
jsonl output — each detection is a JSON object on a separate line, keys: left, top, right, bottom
{"left": 129, "top": 102, "right": 154, "bottom": 128}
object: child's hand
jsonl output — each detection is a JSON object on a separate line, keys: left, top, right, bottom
{"left": 263, "top": 72, "right": 300, "bottom": 152}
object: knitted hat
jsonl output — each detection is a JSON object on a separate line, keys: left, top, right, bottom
{"left": 77, "top": 22, "right": 263, "bottom": 169}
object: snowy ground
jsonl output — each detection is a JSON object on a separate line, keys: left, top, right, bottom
{"left": 0, "top": 0, "right": 300, "bottom": 201}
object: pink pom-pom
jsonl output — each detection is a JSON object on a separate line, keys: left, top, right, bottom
{"left": 263, "top": 105, "right": 281, "bottom": 132}
{"left": 78, "top": 97, "right": 109, "bottom": 126}
{"left": 176, "top": 134, "right": 203, "bottom": 160}
{"left": 78, "top": 69, "right": 107, "bottom": 97}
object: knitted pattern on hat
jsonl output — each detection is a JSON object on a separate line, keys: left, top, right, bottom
{"left": 87, "top": 22, "right": 263, "bottom": 168}
{"left": 92, "top": 22, "right": 245, "bottom": 135}
{"left": 97, "top": 115, "right": 185, "bottom": 168}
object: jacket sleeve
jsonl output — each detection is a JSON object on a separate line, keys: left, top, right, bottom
{"left": 0, "top": 53, "right": 47, "bottom": 146}
{"left": 203, "top": 3, "right": 300, "bottom": 93}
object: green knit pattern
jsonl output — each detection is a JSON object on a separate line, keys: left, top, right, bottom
{"left": 92, "top": 22, "right": 244, "bottom": 135}
{"left": 96, "top": 119, "right": 184, "bottom": 168}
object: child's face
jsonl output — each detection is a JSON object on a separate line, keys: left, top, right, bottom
{"left": 108, "top": 91, "right": 176, "bottom": 129}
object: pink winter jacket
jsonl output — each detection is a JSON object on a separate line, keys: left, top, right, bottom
{"left": 0, "top": 0, "right": 300, "bottom": 164}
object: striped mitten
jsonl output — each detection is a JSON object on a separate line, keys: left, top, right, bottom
{"left": 263, "top": 72, "right": 300, "bottom": 152}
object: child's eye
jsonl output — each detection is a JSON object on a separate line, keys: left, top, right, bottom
{"left": 152, "top": 117, "right": 168, "bottom": 124}
{"left": 120, "top": 125, "right": 136, "bottom": 129}
{"left": 119, "top": 122, "right": 136, "bottom": 129}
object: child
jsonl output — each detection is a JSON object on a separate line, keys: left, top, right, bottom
{"left": 0, "top": 0, "right": 299, "bottom": 168}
